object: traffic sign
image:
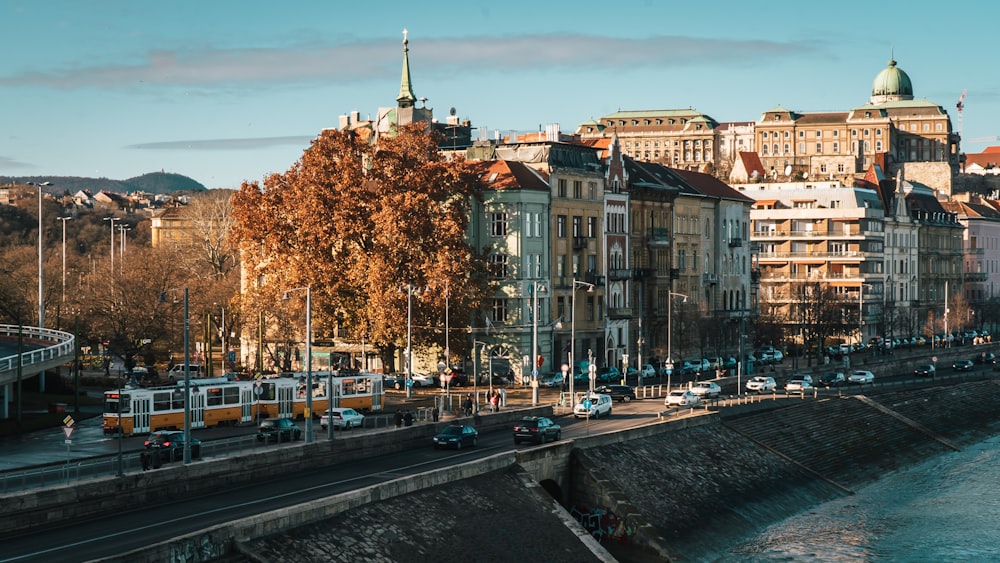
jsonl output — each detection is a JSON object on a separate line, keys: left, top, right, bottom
{"left": 62, "top": 426, "right": 74, "bottom": 440}
{"left": 531, "top": 369, "right": 538, "bottom": 377}
{"left": 63, "top": 415, "right": 75, "bottom": 427}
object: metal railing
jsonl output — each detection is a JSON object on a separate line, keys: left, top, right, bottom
{"left": 0, "top": 325, "right": 75, "bottom": 383}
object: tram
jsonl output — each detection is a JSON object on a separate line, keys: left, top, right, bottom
{"left": 103, "top": 371, "right": 384, "bottom": 436}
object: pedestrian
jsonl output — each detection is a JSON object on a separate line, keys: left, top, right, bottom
{"left": 432, "top": 407, "right": 439, "bottom": 422}
{"left": 403, "top": 410, "right": 414, "bottom": 427}
{"left": 499, "top": 386, "right": 506, "bottom": 407}
{"left": 462, "top": 395, "right": 473, "bottom": 416}
{"left": 393, "top": 410, "right": 403, "bottom": 429}
{"left": 140, "top": 450, "right": 151, "bottom": 471}
{"left": 491, "top": 391, "right": 499, "bottom": 412}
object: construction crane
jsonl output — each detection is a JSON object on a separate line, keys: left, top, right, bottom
{"left": 957, "top": 90, "right": 966, "bottom": 140}
{"left": 968, "top": 136, "right": 1000, "bottom": 143}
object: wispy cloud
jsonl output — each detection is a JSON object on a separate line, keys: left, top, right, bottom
{"left": 0, "top": 155, "right": 34, "bottom": 169}
{"left": 127, "top": 136, "right": 315, "bottom": 151}
{"left": 0, "top": 34, "right": 815, "bottom": 90}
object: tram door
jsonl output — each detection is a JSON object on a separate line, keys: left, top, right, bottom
{"left": 241, "top": 386, "right": 253, "bottom": 423}
{"left": 132, "top": 395, "right": 151, "bottom": 434}
{"left": 329, "top": 379, "right": 342, "bottom": 409}
{"left": 371, "top": 377, "right": 383, "bottom": 411}
{"left": 277, "top": 383, "right": 294, "bottom": 419}
{"left": 190, "top": 390, "right": 205, "bottom": 429}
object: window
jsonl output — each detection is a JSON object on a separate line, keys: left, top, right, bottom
{"left": 837, "top": 163, "right": 845, "bottom": 173}
{"left": 573, "top": 180, "right": 583, "bottom": 199}
{"left": 763, "top": 132, "right": 769, "bottom": 139}
{"left": 833, "top": 130, "right": 839, "bottom": 137}
{"left": 491, "top": 299, "right": 508, "bottom": 323}
{"left": 816, "top": 130, "right": 822, "bottom": 138}
{"left": 572, "top": 216, "right": 582, "bottom": 237}
{"left": 588, "top": 216, "right": 597, "bottom": 238}
{"left": 558, "top": 179, "right": 567, "bottom": 198}
{"left": 556, "top": 255, "right": 565, "bottom": 277}
{"left": 783, "top": 131, "right": 790, "bottom": 138}
{"left": 557, "top": 215, "right": 567, "bottom": 238}
{"left": 815, "top": 142, "right": 822, "bottom": 153}
{"left": 833, "top": 142, "right": 839, "bottom": 153}
{"left": 528, "top": 253, "right": 541, "bottom": 278}
{"left": 783, "top": 143, "right": 790, "bottom": 154}
{"left": 851, "top": 129, "right": 858, "bottom": 137}
{"left": 489, "top": 254, "right": 508, "bottom": 278}
{"left": 678, "top": 249, "right": 686, "bottom": 270}
{"left": 490, "top": 212, "right": 508, "bottom": 237}
{"left": 798, "top": 142, "right": 805, "bottom": 152}
{"left": 588, "top": 181, "right": 597, "bottom": 200}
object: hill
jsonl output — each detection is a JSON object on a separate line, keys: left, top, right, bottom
{"left": 0, "top": 172, "right": 206, "bottom": 195}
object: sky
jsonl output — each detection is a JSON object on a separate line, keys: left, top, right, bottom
{"left": 2, "top": 0, "right": 998, "bottom": 190}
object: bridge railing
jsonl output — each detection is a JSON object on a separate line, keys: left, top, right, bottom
{"left": 0, "top": 324, "right": 75, "bottom": 374}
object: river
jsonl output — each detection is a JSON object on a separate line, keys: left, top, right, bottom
{"left": 723, "top": 433, "right": 1000, "bottom": 562}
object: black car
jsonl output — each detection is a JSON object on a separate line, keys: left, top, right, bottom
{"left": 975, "top": 352, "right": 997, "bottom": 364}
{"left": 143, "top": 430, "right": 201, "bottom": 464}
{"left": 257, "top": 418, "right": 302, "bottom": 442}
{"left": 383, "top": 375, "right": 405, "bottom": 390}
{"left": 432, "top": 424, "right": 478, "bottom": 449}
{"left": 593, "top": 384, "right": 636, "bottom": 403}
{"left": 513, "top": 416, "right": 562, "bottom": 445}
{"left": 818, "top": 372, "right": 846, "bottom": 388}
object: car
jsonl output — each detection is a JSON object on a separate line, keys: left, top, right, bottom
{"left": 723, "top": 356, "right": 738, "bottom": 370}
{"left": 746, "top": 376, "right": 777, "bottom": 393}
{"left": 597, "top": 366, "right": 621, "bottom": 383}
{"left": 320, "top": 407, "right": 365, "bottom": 430}
{"left": 848, "top": 370, "right": 875, "bottom": 384}
{"left": 640, "top": 364, "right": 657, "bottom": 379}
{"left": 540, "top": 372, "right": 564, "bottom": 388}
{"left": 785, "top": 378, "right": 814, "bottom": 394}
{"left": 787, "top": 373, "right": 813, "bottom": 385}
{"left": 432, "top": 424, "right": 478, "bottom": 449}
{"left": 953, "top": 359, "right": 975, "bottom": 372}
{"left": 914, "top": 364, "right": 936, "bottom": 377}
{"left": 383, "top": 375, "right": 405, "bottom": 390}
{"left": 975, "top": 352, "right": 997, "bottom": 365}
{"left": 573, "top": 393, "right": 613, "bottom": 418}
{"left": 443, "top": 369, "right": 470, "bottom": 387}
{"left": 665, "top": 389, "right": 701, "bottom": 407}
{"left": 512, "top": 416, "right": 562, "bottom": 445}
{"left": 257, "top": 417, "right": 302, "bottom": 442}
{"left": 705, "top": 357, "right": 724, "bottom": 370}
{"left": 690, "top": 381, "right": 722, "bottom": 399}
{"left": 818, "top": 371, "right": 846, "bottom": 388}
{"left": 410, "top": 373, "right": 438, "bottom": 387}
{"left": 594, "top": 384, "right": 636, "bottom": 403}
{"left": 143, "top": 430, "right": 201, "bottom": 463}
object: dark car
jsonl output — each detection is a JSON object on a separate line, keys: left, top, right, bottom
{"left": 593, "top": 384, "right": 636, "bottom": 403}
{"left": 445, "top": 370, "right": 470, "bottom": 387}
{"left": 383, "top": 375, "right": 405, "bottom": 390}
{"left": 975, "top": 352, "right": 997, "bottom": 364}
{"left": 818, "top": 371, "right": 846, "bottom": 388}
{"left": 953, "top": 359, "right": 974, "bottom": 372}
{"left": 432, "top": 424, "right": 478, "bottom": 449}
{"left": 256, "top": 418, "right": 302, "bottom": 442}
{"left": 513, "top": 416, "right": 562, "bottom": 445}
{"left": 913, "top": 364, "right": 936, "bottom": 377}
{"left": 143, "top": 430, "right": 201, "bottom": 464}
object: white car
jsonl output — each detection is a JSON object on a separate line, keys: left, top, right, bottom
{"left": 410, "top": 373, "right": 438, "bottom": 387}
{"left": 746, "top": 376, "right": 777, "bottom": 393}
{"left": 320, "top": 407, "right": 365, "bottom": 430}
{"left": 848, "top": 370, "right": 875, "bottom": 384}
{"left": 785, "top": 379, "right": 814, "bottom": 394}
{"left": 641, "top": 364, "right": 657, "bottom": 379}
{"left": 665, "top": 389, "right": 701, "bottom": 407}
{"left": 690, "top": 381, "right": 722, "bottom": 399}
{"left": 573, "top": 393, "right": 613, "bottom": 419}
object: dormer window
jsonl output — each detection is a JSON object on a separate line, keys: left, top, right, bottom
{"left": 774, "top": 115, "right": 781, "bottom": 121}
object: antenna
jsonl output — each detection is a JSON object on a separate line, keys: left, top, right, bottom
{"left": 784, "top": 164, "right": 792, "bottom": 177}
{"left": 449, "top": 107, "right": 457, "bottom": 116}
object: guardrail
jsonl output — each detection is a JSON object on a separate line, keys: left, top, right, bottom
{"left": 0, "top": 324, "right": 75, "bottom": 379}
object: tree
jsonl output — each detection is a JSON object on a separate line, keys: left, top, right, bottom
{"left": 230, "top": 124, "right": 489, "bottom": 371}
{"left": 174, "top": 190, "right": 238, "bottom": 280}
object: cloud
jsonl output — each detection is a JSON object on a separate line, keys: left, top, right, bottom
{"left": 0, "top": 34, "right": 815, "bottom": 90}
{"left": 127, "top": 136, "right": 314, "bottom": 151}
{"left": 0, "top": 155, "right": 34, "bottom": 169}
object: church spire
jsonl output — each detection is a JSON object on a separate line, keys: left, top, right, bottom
{"left": 396, "top": 28, "right": 416, "bottom": 108}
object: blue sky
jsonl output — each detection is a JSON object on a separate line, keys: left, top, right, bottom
{"left": 2, "top": 1, "right": 997, "bottom": 190}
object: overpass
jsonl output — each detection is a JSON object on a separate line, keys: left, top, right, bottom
{"left": 0, "top": 324, "right": 75, "bottom": 418}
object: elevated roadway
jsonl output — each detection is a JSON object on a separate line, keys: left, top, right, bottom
{"left": 0, "top": 324, "right": 75, "bottom": 417}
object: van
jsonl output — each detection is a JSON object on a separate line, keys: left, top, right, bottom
{"left": 167, "top": 364, "right": 204, "bottom": 379}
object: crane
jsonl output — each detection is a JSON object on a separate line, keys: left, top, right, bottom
{"left": 957, "top": 90, "right": 966, "bottom": 140}
{"left": 968, "top": 136, "right": 1000, "bottom": 143}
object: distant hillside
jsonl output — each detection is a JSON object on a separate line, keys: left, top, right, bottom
{"left": 0, "top": 172, "right": 207, "bottom": 195}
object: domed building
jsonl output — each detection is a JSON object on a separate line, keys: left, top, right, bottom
{"left": 870, "top": 57, "right": 914, "bottom": 104}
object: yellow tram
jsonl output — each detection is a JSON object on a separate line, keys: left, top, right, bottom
{"left": 103, "top": 372, "right": 384, "bottom": 436}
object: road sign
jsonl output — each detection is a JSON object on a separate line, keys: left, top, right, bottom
{"left": 62, "top": 426, "right": 74, "bottom": 440}
{"left": 932, "top": 356, "right": 938, "bottom": 363}
{"left": 531, "top": 369, "right": 538, "bottom": 377}
{"left": 63, "top": 415, "right": 75, "bottom": 427}
{"left": 406, "top": 379, "right": 414, "bottom": 387}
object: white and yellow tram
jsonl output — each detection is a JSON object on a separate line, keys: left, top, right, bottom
{"left": 103, "top": 372, "right": 384, "bottom": 436}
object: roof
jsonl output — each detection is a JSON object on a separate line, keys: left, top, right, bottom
{"left": 674, "top": 169, "right": 755, "bottom": 203}
{"left": 469, "top": 160, "right": 549, "bottom": 192}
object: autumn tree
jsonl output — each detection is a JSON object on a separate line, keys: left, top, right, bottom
{"left": 230, "top": 124, "right": 490, "bottom": 371}
{"left": 174, "top": 189, "right": 239, "bottom": 280}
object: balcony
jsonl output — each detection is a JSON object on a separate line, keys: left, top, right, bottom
{"left": 647, "top": 227, "right": 671, "bottom": 246}
{"left": 966, "top": 247, "right": 985, "bottom": 255}
{"left": 632, "top": 268, "right": 653, "bottom": 280}
{"left": 702, "top": 273, "right": 718, "bottom": 285}
{"left": 728, "top": 237, "right": 743, "bottom": 248}
{"left": 750, "top": 270, "right": 761, "bottom": 284}
{"left": 572, "top": 236, "right": 589, "bottom": 250}
{"left": 608, "top": 307, "right": 633, "bottom": 320}
{"left": 965, "top": 271, "right": 988, "bottom": 282}
{"left": 608, "top": 268, "right": 632, "bottom": 281}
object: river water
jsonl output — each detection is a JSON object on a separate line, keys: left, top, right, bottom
{"left": 723, "top": 433, "right": 1000, "bottom": 562}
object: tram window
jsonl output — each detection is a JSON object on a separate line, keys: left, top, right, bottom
{"left": 172, "top": 390, "right": 185, "bottom": 409}
{"left": 261, "top": 383, "right": 276, "bottom": 400}
{"left": 153, "top": 392, "right": 172, "bottom": 411}
{"left": 103, "top": 398, "right": 120, "bottom": 413}
{"left": 206, "top": 387, "right": 223, "bottom": 406}
{"left": 342, "top": 379, "right": 356, "bottom": 396}
{"left": 120, "top": 394, "right": 131, "bottom": 413}
{"left": 223, "top": 386, "right": 239, "bottom": 404}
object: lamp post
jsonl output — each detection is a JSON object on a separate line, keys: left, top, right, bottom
{"left": 531, "top": 281, "right": 547, "bottom": 406}
{"left": 26, "top": 181, "right": 52, "bottom": 330}
{"left": 283, "top": 286, "right": 313, "bottom": 443}
{"left": 473, "top": 340, "right": 489, "bottom": 413}
{"left": 667, "top": 291, "right": 688, "bottom": 393}
{"left": 401, "top": 284, "right": 425, "bottom": 399}
{"left": 859, "top": 283, "right": 872, "bottom": 348}
{"left": 160, "top": 287, "right": 191, "bottom": 463}
{"left": 117, "top": 224, "right": 131, "bottom": 260}
{"left": 103, "top": 216, "right": 119, "bottom": 277}
{"left": 570, "top": 278, "right": 594, "bottom": 405}
{"left": 57, "top": 216, "right": 72, "bottom": 304}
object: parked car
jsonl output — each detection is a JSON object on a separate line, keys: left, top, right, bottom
{"left": 257, "top": 418, "right": 302, "bottom": 442}
{"left": 785, "top": 378, "right": 814, "bottom": 394}
{"left": 540, "top": 372, "right": 564, "bottom": 388}
{"left": 641, "top": 364, "right": 657, "bottom": 379}
{"left": 432, "top": 425, "right": 479, "bottom": 449}
{"left": 690, "top": 381, "right": 722, "bottom": 399}
{"left": 597, "top": 366, "right": 621, "bottom": 383}
{"left": 818, "top": 371, "right": 846, "bottom": 388}
{"left": 410, "top": 373, "right": 438, "bottom": 387}
{"left": 953, "top": 359, "right": 975, "bottom": 372}
{"left": 512, "top": 416, "right": 562, "bottom": 445}
{"left": 573, "top": 393, "right": 613, "bottom": 418}
{"left": 787, "top": 373, "right": 813, "bottom": 385}
{"left": 320, "top": 407, "right": 365, "bottom": 430}
{"left": 914, "top": 364, "right": 936, "bottom": 377}
{"left": 594, "top": 384, "right": 636, "bottom": 403}
{"left": 746, "top": 376, "right": 777, "bottom": 393}
{"left": 974, "top": 352, "right": 997, "bottom": 365}
{"left": 665, "top": 389, "right": 701, "bottom": 407}
{"left": 848, "top": 370, "right": 875, "bottom": 384}
{"left": 383, "top": 375, "right": 405, "bottom": 390}
{"left": 143, "top": 430, "right": 201, "bottom": 463}
{"left": 723, "top": 356, "right": 738, "bottom": 370}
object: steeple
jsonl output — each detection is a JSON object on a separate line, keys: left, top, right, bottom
{"left": 396, "top": 28, "right": 416, "bottom": 109}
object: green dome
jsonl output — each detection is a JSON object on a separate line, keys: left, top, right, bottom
{"left": 870, "top": 58, "right": 913, "bottom": 103}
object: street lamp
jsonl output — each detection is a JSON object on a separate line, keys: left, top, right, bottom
{"left": 283, "top": 286, "right": 313, "bottom": 443}
{"left": 531, "top": 281, "right": 547, "bottom": 406}
{"left": 103, "top": 216, "right": 119, "bottom": 277}
{"left": 473, "top": 340, "right": 489, "bottom": 413}
{"left": 859, "top": 283, "right": 872, "bottom": 348}
{"left": 117, "top": 223, "right": 131, "bottom": 260}
{"left": 160, "top": 288, "right": 192, "bottom": 464}
{"left": 667, "top": 291, "right": 688, "bottom": 393}
{"left": 26, "top": 181, "right": 52, "bottom": 330}
{"left": 401, "top": 284, "right": 425, "bottom": 399}
{"left": 570, "top": 278, "right": 594, "bottom": 405}
{"left": 57, "top": 216, "right": 72, "bottom": 304}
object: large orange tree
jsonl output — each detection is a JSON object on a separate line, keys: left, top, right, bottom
{"left": 231, "top": 124, "right": 489, "bottom": 372}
